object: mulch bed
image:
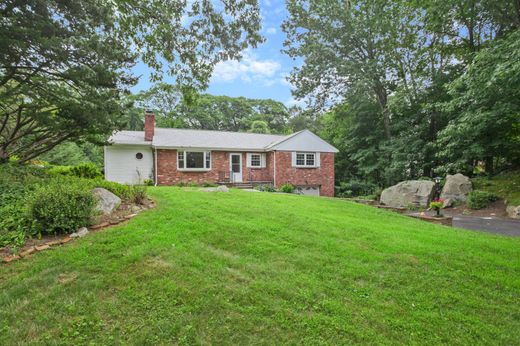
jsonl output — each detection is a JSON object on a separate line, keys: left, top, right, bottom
{"left": 1, "top": 198, "right": 155, "bottom": 263}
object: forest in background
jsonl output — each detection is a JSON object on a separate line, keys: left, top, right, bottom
{"left": 2, "top": 0, "right": 518, "bottom": 188}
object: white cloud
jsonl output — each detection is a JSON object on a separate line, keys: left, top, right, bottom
{"left": 265, "top": 27, "right": 277, "bottom": 35}
{"left": 211, "top": 52, "right": 281, "bottom": 85}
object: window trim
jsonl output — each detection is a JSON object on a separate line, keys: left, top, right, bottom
{"left": 294, "top": 152, "right": 317, "bottom": 168}
{"left": 177, "top": 150, "right": 211, "bottom": 171}
{"left": 247, "top": 153, "right": 266, "bottom": 168}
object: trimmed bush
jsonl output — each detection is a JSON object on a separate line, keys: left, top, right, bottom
{"left": 256, "top": 184, "right": 276, "bottom": 192}
{"left": 27, "top": 180, "right": 97, "bottom": 235}
{"left": 280, "top": 183, "right": 295, "bottom": 193}
{"left": 47, "top": 163, "right": 102, "bottom": 179}
{"left": 467, "top": 190, "right": 498, "bottom": 210}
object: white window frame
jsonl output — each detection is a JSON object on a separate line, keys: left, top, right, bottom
{"left": 177, "top": 150, "right": 211, "bottom": 171}
{"left": 293, "top": 152, "right": 318, "bottom": 168}
{"left": 246, "top": 153, "right": 266, "bottom": 168}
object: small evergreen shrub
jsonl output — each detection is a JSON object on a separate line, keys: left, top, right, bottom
{"left": 130, "top": 185, "right": 147, "bottom": 205}
{"left": 280, "top": 183, "right": 295, "bottom": 193}
{"left": 27, "top": 180, "right": 97, "bottom": 235}
{"left": 467, "top": 190, "right": 498, "bottom": 210}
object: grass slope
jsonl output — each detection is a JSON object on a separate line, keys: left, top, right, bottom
{"left": 1, "top": 188, "right": 519, "bottom": 345}
{"left": 473, "top": 170, "right": 520, "bottom": 205}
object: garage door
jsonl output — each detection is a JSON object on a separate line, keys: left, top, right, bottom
{"left": 296, "top": 186, "right": 320, "bottom": 196}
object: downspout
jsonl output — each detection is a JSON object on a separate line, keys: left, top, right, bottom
{"left": 154, "top": 147, "right": 158, "bottom": 186}
{"left": 273, "top": 150, "right": 276, "bottom": 188}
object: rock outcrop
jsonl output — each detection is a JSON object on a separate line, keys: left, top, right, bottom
{"left": 440, "top": 173, "right": 472, "bottom": 207}
{"left": 506, "top": 205, "right": 520, "bottom": 219}
{"left": 92, "top": 188, "right": 121, "bottom": 215}
{"left": 380, "top": 180, "right": 435, "bottom": 208}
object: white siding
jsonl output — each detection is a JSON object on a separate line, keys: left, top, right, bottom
{"left": 271, "top": 130, "right": 338, "bottom": 153}
{"left": 104, "top": 145, "right": 153, "bottom": 184}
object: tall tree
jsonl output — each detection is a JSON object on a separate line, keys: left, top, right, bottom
{"left": 0, "top": 0, "right": 262, "bottom": 162}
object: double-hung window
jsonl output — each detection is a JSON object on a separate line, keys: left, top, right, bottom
{"left": 247, "top": 153, "right": 265, "bottom": 168}
{"left": 294, "top": 152, "right": 317, "bottom": 168}
{"left": 177, "top": 151, "right": 211, "bottom": 170}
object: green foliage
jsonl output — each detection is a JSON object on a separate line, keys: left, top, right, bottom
{"left": 255, "top": 184, "right": 276, "bottom": 192}
{"left": 467, "top": 191, "right": 499, "bottom": 210}
{"left": 335, "top": 180, "right": 378, "bottom": 198}
{"left": 429, "top": 199, "right": 443, "bottom": 211}
{"left": 39, "top": 142, "right": 104, "bottom": 167}
{"left": 27, "top": 179, "right": 97, "bottom": 235}
{"left": 472, "top": 170, "right": 520, "bottom": 205}
{"left": 48, "top": 163, "right": 102, "bottom": 179}
{"left": 144, "top": 179, "right": 154, "bottom": 186}
{"left": 284, "top": 0, "right": 520, "bottom": 186}
{"left": 70, "top": 163, "right": 103, "bottom": 179}
{"left": 279, "top": 183, "right": 295, "bottom": 194}
{"left": 127, "top": 88, "right": 291, "bottom": 134}
{"left": 0, "top": 163, "right": 145, "bottom": 246}
{"left": 1, "top": 0, "right": 262, "bottom": 162}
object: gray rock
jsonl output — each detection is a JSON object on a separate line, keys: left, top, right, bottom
{"left": 92, "top": 188, "right": 121, "bottom": 215}
{"left": 216, "top": 185, "right": 229, "bottom": 192}
{"left": 506, "top": 205, "right": 520, "bottom": 219}
{"left": 70, "top": 227, "right": 89, "bottom": 238}
{"left": 380, "top": 180, "right": 435, "bottom": 208}
{"left": 440, "top": 173, "right": 472, "bottom": 204}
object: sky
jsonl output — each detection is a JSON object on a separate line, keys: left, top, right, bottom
{"left": 130, "top": 0, "right": 300, "bottom": 107}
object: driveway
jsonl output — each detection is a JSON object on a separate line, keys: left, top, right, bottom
{"left": 452, "top": 215, "right": 520, "bottom": 237}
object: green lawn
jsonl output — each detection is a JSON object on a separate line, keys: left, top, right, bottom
{"left": 1, "top": 188, "right": 519, "bottom": 345}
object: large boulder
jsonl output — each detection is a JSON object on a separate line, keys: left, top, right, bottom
{"left": 506, "top": 205, "right": 520, "bottom": 219}
{"left": 440, "top": 173, "right": 472, "bottom": 206}
{"left": 92, "top": 188, "right": 121, "bottom": 215}
{"left": 380, "top": 180, "right": 435, "bottom": 208}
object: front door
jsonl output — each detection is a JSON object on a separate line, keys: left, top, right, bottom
{"left": 230, "top": 153, "right": 242, "bottom": 183}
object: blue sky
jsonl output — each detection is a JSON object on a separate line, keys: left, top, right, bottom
{"left": 130, "top": 0, "right": 299, "bottom": 106}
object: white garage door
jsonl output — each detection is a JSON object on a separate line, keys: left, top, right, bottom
{"left": 296, "top": 186, "right": 320, "bottom": 196}
{"left": 105, "top": 145, "right": 153, "bottom": 184}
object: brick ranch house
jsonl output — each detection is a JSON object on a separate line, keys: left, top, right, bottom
{"left": 105, "top": 112, "right": 338, "bottom": 196}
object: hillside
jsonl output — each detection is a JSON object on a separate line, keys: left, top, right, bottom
{"left": 1, "top": 188, "right": 519, "bottom": 344}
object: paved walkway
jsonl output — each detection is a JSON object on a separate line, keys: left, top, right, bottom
{"left": 452, "top": 215, "right": 520, "bottom": 237}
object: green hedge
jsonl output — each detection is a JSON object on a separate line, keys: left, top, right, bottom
{"left": 27, "top": 179, "right": 96, "bottom": 235}
{"left": 467, "top": 190, "right": 499, "bottom": 210}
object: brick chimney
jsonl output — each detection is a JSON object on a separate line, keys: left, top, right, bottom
{"left": 144, "top": 110, "right": 155, "bottom": 141}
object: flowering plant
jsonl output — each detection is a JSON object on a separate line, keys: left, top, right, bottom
{"left": 429, "top": 198, "right": 444, "bottom": 216}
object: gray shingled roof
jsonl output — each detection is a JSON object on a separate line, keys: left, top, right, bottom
{"left": 109, "top": 128, "right": 287, "bottom": 150}
{"left": 108, "top": 131, "right": 150, "bottom": 145}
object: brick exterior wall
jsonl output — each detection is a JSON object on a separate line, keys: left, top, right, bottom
{"left": 156, "top": 149, "right": 335, "bottom": 197}
{"left": 274, "top": 151, "right": 335, "bottom": 197}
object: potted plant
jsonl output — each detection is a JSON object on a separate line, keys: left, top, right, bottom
{"left": 429, "top": 198, "right": 444, "bottom": 217}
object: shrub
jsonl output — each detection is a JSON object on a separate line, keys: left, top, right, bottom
{"left": 27, "top": 179, "right": 97, "bottom": 235}
{"left": 256, "top": 184, "right": 276, "bottom": 192}
{"left": 144, "top": 179, "right": 154, "bottom": 186}
{"left": 280, "top": 183, "right": 295, "bottom": 193}
{"left": 467, "top": 190, "right": 498, "bottom": 210}
{"left": 130, "top": 185, "right": 147, "bottom": 205}
{"left": 336, "top": 180, "right": 378, "bottom": 198}
{"left": 47, "top": 163, "right": 102, "bottom": 179}
{"left": 70, "top": 163, "right": 102, "bottom": 179}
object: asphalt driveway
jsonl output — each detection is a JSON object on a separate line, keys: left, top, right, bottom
{"left": 452, "top": 215, "right": 520, "bottom": 237}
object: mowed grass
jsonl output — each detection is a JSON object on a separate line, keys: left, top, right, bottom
{"left": 1, "top": 188, "right": 519, "bottom": 345}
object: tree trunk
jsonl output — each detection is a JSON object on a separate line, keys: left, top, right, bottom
{"left": 484, "top": 156, "right": 494, "bottom": 176}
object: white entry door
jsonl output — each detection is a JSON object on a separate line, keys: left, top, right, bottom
{"left": 230, "top": 153, "right": 242, "bottom": 183}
